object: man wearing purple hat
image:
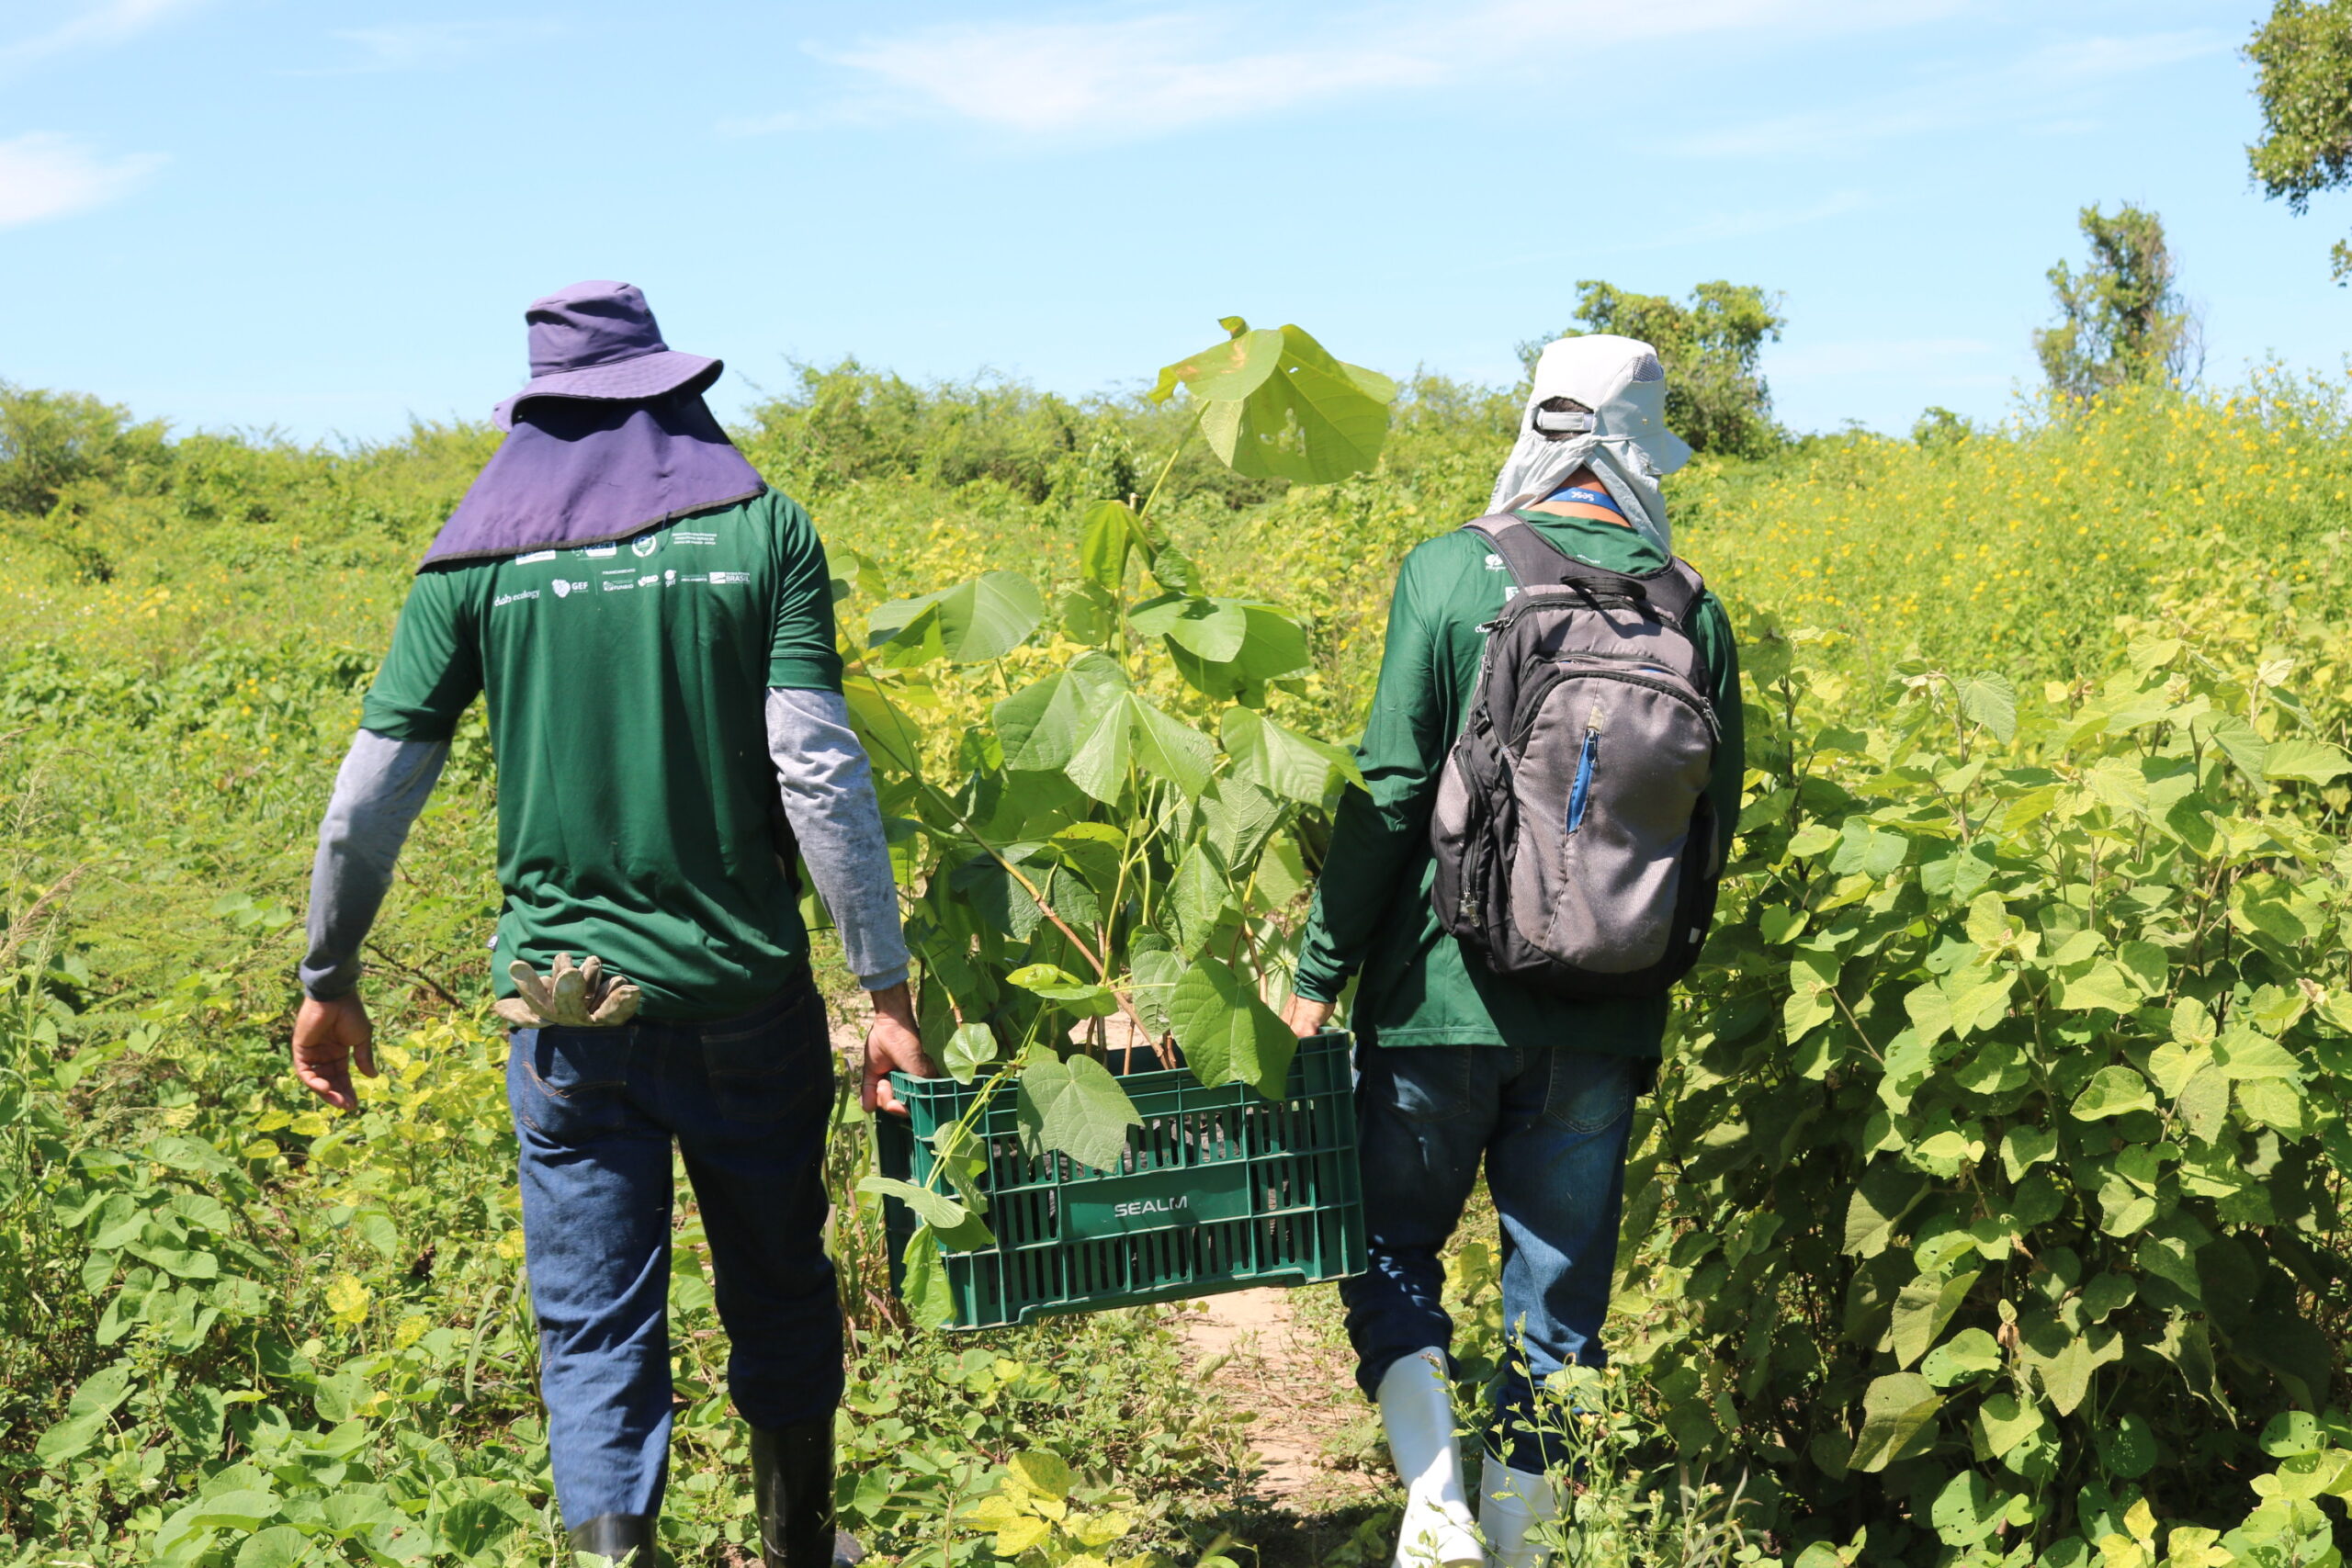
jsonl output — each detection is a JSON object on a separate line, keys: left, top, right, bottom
{"left": 288, "top": 281, "right": 930, "bottom": 1565}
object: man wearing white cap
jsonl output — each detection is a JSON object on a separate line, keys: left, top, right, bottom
{"left": 1283, "top": 336, "right": 1745, "bottom": 1566}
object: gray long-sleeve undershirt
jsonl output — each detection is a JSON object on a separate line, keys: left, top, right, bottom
{"left": 300, "top": 688, "right": 910, "bottom": 1001}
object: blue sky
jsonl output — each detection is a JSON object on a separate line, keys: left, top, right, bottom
{"left": 2, "top": 0, "right": 2341, "bottom": 444}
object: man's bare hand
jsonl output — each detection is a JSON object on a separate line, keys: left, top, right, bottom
{"left": 292, "top": 992, "right": 378, "bottom": 1111}
{"left": 1283, "top": 995, "right": 1335, "bottom": 1040}
{"left": 862, "top": 981, "right": 936, "bottom": 1116}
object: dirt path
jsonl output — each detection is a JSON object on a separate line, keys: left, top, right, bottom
{"left": 1175, "top": 1287, "right": 1384, "bottom": 1514}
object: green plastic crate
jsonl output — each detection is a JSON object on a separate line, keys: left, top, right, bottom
{"left": 874, "top": 1031, "right": 1364, "bottom": 1329}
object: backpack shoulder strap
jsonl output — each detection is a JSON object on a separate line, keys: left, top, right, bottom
{"left": 1461, "top": 515, "right": 1659, "bottom": 609}
{"left": 1643, "top": 558, "right": 1708, "bottom": 627}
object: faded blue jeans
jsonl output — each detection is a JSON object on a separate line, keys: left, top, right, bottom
{"left": 1340, "top": 1043, "right": 1641, "bottom": 1471}
{"left": 505, "top": 972, "right": 842, "bottom": 1526}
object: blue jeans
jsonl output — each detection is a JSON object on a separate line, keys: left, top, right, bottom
{"left": 1340, "top": 1043, "right": 1640, "bottom": 1471}
{"left": 505, "top": 973, "right": 842, "bottom": 1526}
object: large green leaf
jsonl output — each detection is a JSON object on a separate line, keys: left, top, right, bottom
{"left": 858, "top": 1176, "right": 994, "bottom": 1250}
{"left": 869, "top": 570, "right": 1046, "bottom": 666}
{"left": 2070, "top": 1065, "right": 2156, "bottom": 1121}
{"left": 1168, "top": 954, "right": 1296, "bottom": 1100}
{"left": 1168, "top": 604, "right": 1312, "bottom": 702}
{"left": 2264, "top": 736, "right": 2352, "bottom": 784}
{"left": 1005, "top": 962, "right": 1119, "bottom": 1019}
{"left": 993, "top": 653, "right": 1125, "bottom": 773}
{"left": 35, "top": 1360, "right": 134, "bottom": 1463}
{"left": 1017, "top": 1055, "right": 1141, "bottom": 1172}
{"left": 1150, "top": 319, "right": 1396, "bottom": 484}
{"left": 1079, "top": 500, "right": 1135, "bottom": 591}
{"left": 1128, "top": 593, "right": 1249, "bottom": 662}
{"left": 1129, "top": 947, "right": 1185, "bottom": 1037}
{"left": 899, "top": 1224, "right": 959, "bottom": 1328}
{"left": 1891, "top": 1269, "right": 1980, "bottom": 1369}
{"left": 1165, "top": 843, "right": 1230, "bottom": 958}
{"left": 1067, "top": 693, "right": 1215, "bottom": 803}
{"left": 1954, "top": 672, "right": 2018, "bottom": 743}
{"left": 1222, "top": 705, "right": 1362, "bottom": 804}
{"left": 1849, "top": 1372, "right": 1942, "bottom": 1472}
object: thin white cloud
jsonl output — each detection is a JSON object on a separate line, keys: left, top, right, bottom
{"left": 321, "top": 19, "right": 563, "bottom": 73}
{"left": 772, "top": 0, "right": 1967, "bottom": 139}
{"left": 0, "top": 132, "right": 164, "bottom": 229}
{"left": 1673, "top": 29, "right": 2228, "bottom": 158}
{"left": 0, "top": 0, "right": 199, "bottom": 67}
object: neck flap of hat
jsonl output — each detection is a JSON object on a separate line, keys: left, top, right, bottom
{"left": 416, "top": 392, "right": 765, "bottom": 570}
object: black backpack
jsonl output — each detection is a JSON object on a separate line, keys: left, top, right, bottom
{"left": 1429, "top": 515, "right": 1724, "bottom": 998}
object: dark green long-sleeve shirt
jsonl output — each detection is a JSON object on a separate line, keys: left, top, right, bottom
{"left": 1292, "top": 512, "right": 1744, "bottom": 1055}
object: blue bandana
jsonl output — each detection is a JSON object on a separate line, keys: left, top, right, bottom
{"left": 1544, "top": 484, "right": 1623, "bottom": 514}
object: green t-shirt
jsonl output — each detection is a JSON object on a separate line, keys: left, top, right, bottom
{"left": 361, "top": 488, "right": 843, "bottom": 1021}
{"left": 1292, "top": 512, "right": 1745, "bottom": 1056}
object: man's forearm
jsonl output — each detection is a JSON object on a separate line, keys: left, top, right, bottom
{"left": 766, "top": 687, "right": 911, "bottom": 990}
{"left": 299, "top": 730, "right": 449, "bottom": 999}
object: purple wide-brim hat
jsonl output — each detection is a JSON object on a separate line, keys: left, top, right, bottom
{"left": 491, "top": 279, "right": 722, "bottom": 430}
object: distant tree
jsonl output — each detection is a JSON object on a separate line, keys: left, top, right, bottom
{"left": 1912, "top": 406, "right": 1973, "bottom": 448}
{"left": 1521, "top": 280, "right": 1786, "bottom": 459}
{"left": 0, "top": 382, "right": 170, "bottom": 517}
{"left": 2033, "top": 204, "right": 2201, "bottom": 400}
{"left": 2247, "top": 0, "right": 2352, "bottom": 282}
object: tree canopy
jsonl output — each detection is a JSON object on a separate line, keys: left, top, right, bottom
{"left": 2033, "top": 204, "right": 2199, "bottom": 402}
{"left": 2247, "top": 0, "right": 2352, "bottom": 283}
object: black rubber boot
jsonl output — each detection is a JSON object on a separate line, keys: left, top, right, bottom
{"left": 752, "top": 1418, "right": 863, "bottom": 1568}
{"left": 566, "top": 1512, "right": 658, "bottom": 1564}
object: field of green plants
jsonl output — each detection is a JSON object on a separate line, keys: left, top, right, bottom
{"left": 6, "top": 345, "right": 2352, "bottom": 1568}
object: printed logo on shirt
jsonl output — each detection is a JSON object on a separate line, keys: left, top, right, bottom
{"left": 664, "top": 569, "right": 676, "bottom": 585}
{"left": 673, "top": 530, "right": 718, "bottom": 547}
{"left": 708, "top": 570, "right": 752, "bottom": 585}
{"left": 552, "top": 580, "right": 579, "bottom": 598}
{"left": 582, "top": 545, "right": 616, "bottom": 559}
{"left": 603, "top": 579, "right": 635, "bottom": 592}
{"left": 631, "top": 535, "right": 660, "bottom": 558}
{"left": 492, "top": 590, "right": 539, "bottom": 608}
{"left": 1486, "top": 554, "right": 1506, "bottom": 571}
{"left": 516, "top": 549, "right": 556, "bottom": 565}
{"left": 639, "top": 574, "right": 659, "bottom": 587}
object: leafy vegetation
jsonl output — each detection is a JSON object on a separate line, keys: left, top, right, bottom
{"left": 2246, "top": 0, "right": 2352, "bottom": 283}
{"left": 1520, "top": 281, "right": 1786, "bottom": 459}
{"left": 6, "top": 334, "right": 2352, "bottom": 1564}
{"left": 2033, "top": 205, "right": 2200, "bottom": 400}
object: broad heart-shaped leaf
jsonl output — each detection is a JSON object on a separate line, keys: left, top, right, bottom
{"left": 1129, "top": 947, "right": 1185, "bottom": 1037}
{"left": 841, "top": 674, "right": 928, "bottom": 774}
{"left": 994, "top": 652, "right": 1127, "bottom": 773}
{"left": 1165, "top": 843, "right": 1231, "bottom": 958}
{"left": 869, "top": 570, "right": 1046, "bottom": 667}
{"left": 232, "top": 1525, "right": 311, "bottom": 1568}
{"left": 1222, "top": 705, "right": 1363, "bottom": 805}
{"left": 1928, "top": 1472, "right": 2007, "bottom": 1549}
{"left": 1849, "top": 1372, "right": 1943, "bottom": 1472}
{"left": 1954, "top": 672, "right": 2018, "bottom": 743}
{"left": 1199, "top": 777, "right": 1283, "bottom": 874}
{"left": 1153, "top": 320, "right": 1397, "bottom": 484}
{"left": 899, "top": 1223, "right": 959, "bottom": 1328}
{"left": 36, "top": 1360, "right": 134, "bottom": 1462}
{"left": 2070, "top": 1065, "right": 2155, "bottom": 1121}
{"left": 1891, "top": 1269, "right": 1981, "bottom": 1369}
{"left": 1168, "top": 954, "right": 1296, "bottom": 1100}
{"left": 2265, "top": 735, "right": 2352, "bottom": 784}
{"left": 1080, "top": 500, "right": 1135, "bottom": 592}
{"left": 944, "top": 1022, "right": 999, "bottom": 1085}
{"left": 1017, "top": 1055, "right": 1141, "bottom": 1172}
{"left": 1129, "top": 593, "right": 1249, "bottom": 662}
{"left": 1169, "top": 604, "right": 1312, "bottom": 703}
{"left": 1067, "top": 692, "right": 1216, "bottom": 803}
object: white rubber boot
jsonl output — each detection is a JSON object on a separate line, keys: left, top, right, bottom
{"left": 1376, "top": 1348, "right": 1481, "bottom": 1568}
{"left": 1477, "top": 1451, "right": 1561, "bottom": 1568}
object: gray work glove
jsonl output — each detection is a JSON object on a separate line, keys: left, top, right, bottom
{"left": 492, "top": 953, "right": 642, "bottom": 1028}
